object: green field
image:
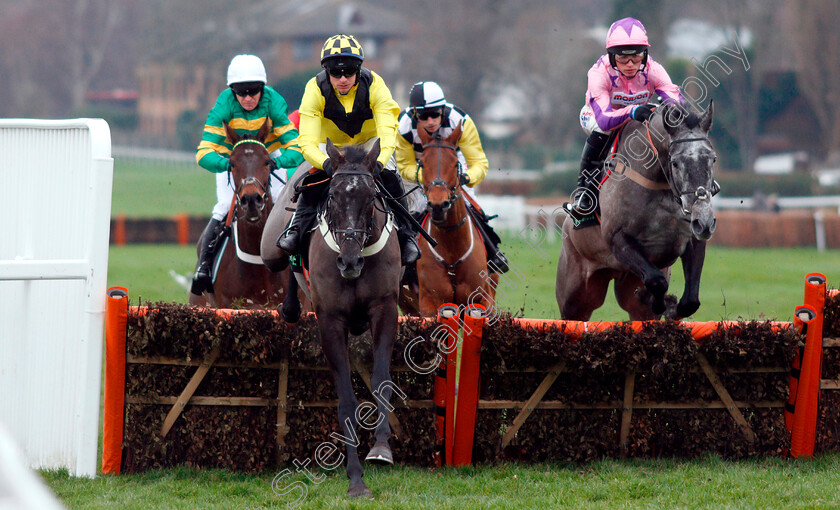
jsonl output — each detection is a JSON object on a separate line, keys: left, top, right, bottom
{"left": 37, "top": 157, "right": 840, "bottom": 508}
{"left": 110, "top": 158, "right": 214, "bottom": 218}
{"left": 109, "top": 238, "right": 839, "bottom": 322}
{"left": 41, "top": 455, "right": 840, "bottom": 509}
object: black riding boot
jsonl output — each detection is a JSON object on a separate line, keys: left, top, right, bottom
{"left": 276, "top": 185, "right": 321, "bottom": 254}
{"left": 565, "top": 131, "right": 611, "bottom": 219}
{"left": 380, "top": 170, "right": 421, "bottom": 265}
{"left": 191, "top": 217, "right": 223, "bottom": 295}
{"left": 466, "top": 205, "right": 509, "bottom": 274}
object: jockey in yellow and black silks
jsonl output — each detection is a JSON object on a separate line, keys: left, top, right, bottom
{"left": 277, "top": 34, "right": 421, "bottom": 265}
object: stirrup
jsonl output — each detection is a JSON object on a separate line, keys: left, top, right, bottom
{"left": 489, "top": 252, "right": 509, "bottom": 274}
{"left": 400, "top": 239, "right": 421, "bottom": 265}
{"left": 276, "top": 227, "right": 301, "bottom": 252}
{"left": 191, "top": 269, "right": 212, "bottom": 295}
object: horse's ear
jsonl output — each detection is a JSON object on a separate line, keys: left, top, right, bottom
{"left": 365, "top": 138, "right": 381, "bottom": 171}
{"left": 224, "top": 121, "right": 240, "bottom": 144}
{"left": 660, "top": 103, "right": 682, "bottom": 137}
{"left": 417, "top": 126, "right": 432, "bottom": 146}
{"left": 257, "top": 118, "right": 271, "bottom": 142}
{"left": 700, "top": 99, "right": 714, "bottom": 133}
{"left": 326, "top": 138, "right": 342, "bottom": 163}
{"left": 446, "top": 125, "right": 462, "bottom": 147}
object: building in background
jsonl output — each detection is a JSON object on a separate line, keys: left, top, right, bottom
{"left": 135, "top": 0, "right": 407, "bottom": 148}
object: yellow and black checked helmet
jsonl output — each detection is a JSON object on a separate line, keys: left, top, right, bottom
{"left": 320, "top": 34, "right": 365, "bottom": 65}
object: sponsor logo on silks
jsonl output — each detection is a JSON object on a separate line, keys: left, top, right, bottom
{"left": 611, "top": 90, "right": 651, "bottom": 107}
{"left": 580, "top": 111, "right": 593, "bottom": 123}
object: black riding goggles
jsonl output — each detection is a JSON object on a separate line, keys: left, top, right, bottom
{"left": 327, "top": 66, "right": 360, "bottom": 78}
{"left": 230, "top": 82, "right": 264, "bottom": 97}
{"left": 416, "top": 108, "right": 442, "bottom": 120}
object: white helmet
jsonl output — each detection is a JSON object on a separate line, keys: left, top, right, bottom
{"left": 226, "top": 54, "right": 267, "bottom": 85}
{"left": 409, "top": 81, "right": 446, "bottom": 110}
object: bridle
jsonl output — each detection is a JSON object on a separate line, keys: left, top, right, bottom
{"left": 420, "top": 137, "right": 465, "bottom": 229}
{"left": 667, "top": 136, "right": 714, "bottom": 213}
{"left": 230, "top": 138, "right": 272, "bottom": 219}
{"left": 324, "top": 169, "right": 386, "bottom": 251}
{"left": 642, "top": 121, "right": 715, "bottom": 215}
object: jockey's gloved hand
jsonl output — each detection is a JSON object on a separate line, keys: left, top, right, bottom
{"left": 322, "top": 158, "right": 333, "bottom": 176}
{"left": 459, "top": 173, "right": 470, "bottom": 187}
{"left": 632, "top": 103, "right": 657, "bottom": 122}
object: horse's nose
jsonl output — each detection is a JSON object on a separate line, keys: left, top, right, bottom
{"left": 337, "top": 254, "right": 363, "bottom": 279}
{"left": 691, "top": 217, "right": 716, "bottom": 240}
{"left": 431, "top": 203, "right": 449, "bottom": 222}
{"left": 243, "top": 193, "right": 264, "bottom": 220}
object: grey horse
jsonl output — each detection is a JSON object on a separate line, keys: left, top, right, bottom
{"left": 556, "top": 100, "right": 717, "bottom": 320}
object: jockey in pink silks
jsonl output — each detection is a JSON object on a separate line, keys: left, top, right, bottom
{"left": 564, "top": 17, "right": 685, "bottom": 223}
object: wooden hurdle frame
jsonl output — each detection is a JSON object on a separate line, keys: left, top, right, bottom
{"left": 101, "top": 278, "right": 840, "bottom": 473}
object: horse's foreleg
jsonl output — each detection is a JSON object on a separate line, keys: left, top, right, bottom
{"left": 611, "top": 232, "right": 669, "bottom": 315}
{"left": 674, "top": 238, "right": 707, "bottom": 319}
{"left": 318, "top": 321, "right": 369, "bottom": 497}
{"left": 365, "top": 302, "right": 398, "bottom": 465}
{"left": 280, "top": 273, "right": 302, "bottom": 323}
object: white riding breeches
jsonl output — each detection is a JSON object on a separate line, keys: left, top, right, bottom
{"left": 579, "top": 104, "right": 607, "bottom": 136}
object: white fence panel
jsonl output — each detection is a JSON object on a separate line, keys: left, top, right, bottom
{"left": 474, "top": 193, "right": 527, "bottom": 232}
{"left": 0, "top": 119, "right": 113, "bottom": 477}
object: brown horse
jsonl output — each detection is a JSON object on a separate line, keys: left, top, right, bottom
{"left": 556, "top": 101, "right": 717, "bottom": 320}
{"left": 409, "top": 126, "right": 496, "bottom": 316}
{"left": 285, "top": 139, "right": 401, "bottom": 498}
{"left": 189, "top": 119, "right": 302, "bottom": 310}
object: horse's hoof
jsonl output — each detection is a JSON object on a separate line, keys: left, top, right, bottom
{"left": 676, "top": 298, "right": 700, "bottom": 319}
{"left": 281, "top": 306, "right": 301, "bottom": 324}
{"left": 365, "top": 445, "right": 394, "bottom": 465}
{"left": 347, "top": 483, "right": 373, "bottom": 499}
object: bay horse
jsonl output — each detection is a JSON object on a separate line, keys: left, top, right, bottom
{"left": 297, "top": 139, "right": 401, "bottom": 498}
{"left": 556, "top": 100, "right": 717, "bottom": 320}
{"left": 410, "top": 126, "right": 496, "bottom": 316}
{"left": 189, "top": 119, "right": 302, "bottom": 310}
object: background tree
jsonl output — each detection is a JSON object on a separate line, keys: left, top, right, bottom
{"left": 787, "top": 0, "right": 840, "bottom": 163}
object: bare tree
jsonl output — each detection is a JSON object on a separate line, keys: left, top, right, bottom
{"left": 787, "top": 0, "right": 840, "bottom": 162}
{"left": 0, "top": 0, "right": 126, "bottom": 116}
